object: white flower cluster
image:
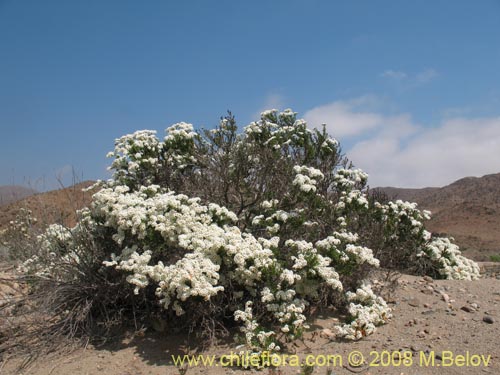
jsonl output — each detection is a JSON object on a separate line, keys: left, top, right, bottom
{"left": 375, "top": 199, "right": 479, "bottom": 279}
{"left": 292, "top": 165, "right": 324, "bottom": 193}
{"left": 94, "top": 186, "right": 276, "bottom": 298}
{"left": 335, "top": 190, "right": 369, "bottom": 211}
{"left": 418, "top": 237, "right": 480, "bottom": 280}
{"left": 315, "top": 231, "right": 379, "bottom": 267}
{"left": 163, "top": 122, "right": 197, "bottom": 169}
{"left": 333, "top": 168, "right": 368, "bottom": 191}
{"left": 2, "top": 208, "right": 37, "bottom": 242}
{"left": 18, "top": 223, "right": 80, "bottom": 276}
{"left": 107, "top": 130, "right": 162, "bottom": 186}
{"left": 234, "top": 301, "right": 280, "bottom": 352}
{"left": 379, "top": 200, "right": 430, "bottom": 235}
{"left": 164, "top": 122, "right": 196, "bottom": 141}
{"left": 334, "top": 283, "right": 392, "bottom": 340}
{"left": 332, "top": 169, "right": 370, "bottom": 213}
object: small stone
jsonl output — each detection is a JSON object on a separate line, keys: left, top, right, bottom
{"left": 320, "top": 328, "right": 335, "bottom": 339}
{"left": 423, "top": 303, "right": 431, "bottom": 308}
{"left": 441, "top": 293, "right": 450, "bottom": 302}
{"left": 423, "top": 276, "right": 433, "bottom": 282}
{"left": 483, "top": 316, "right": 494, "bottom": 324}
{"left": 471, "top": 303, "right": 479, "bottom": 309}
{"left": 461, "top": 306, "right": 475, "bottom": 313}
{"left": 408, "top": 297, "right": 420, "bottom": 307}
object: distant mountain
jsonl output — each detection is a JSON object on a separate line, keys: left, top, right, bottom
{"left": 0, "top": 186, "right": 38, "bottom": 206}
{"left": 376, "top": 173, "right": 500, "bottom": 261}
{"left": 0, "top": 181, "right": 96, "bottom": 230}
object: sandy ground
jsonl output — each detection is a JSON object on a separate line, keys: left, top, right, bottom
{"left": 1, "top": 273, "right": 499, "bottom": 375}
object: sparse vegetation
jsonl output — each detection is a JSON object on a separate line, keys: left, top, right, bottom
{"left": 489, "top": 254, "right": 500, "bottom": 262}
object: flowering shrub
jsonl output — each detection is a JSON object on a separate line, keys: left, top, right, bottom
{"left": 16, "top": 109, "right": 479, "bottom": 354}
{"left": 1, "top": 208, "right": 39, "bottom": 261}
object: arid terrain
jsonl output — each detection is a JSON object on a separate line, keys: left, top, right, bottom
{"left": 0, "top": 181, "right": 95, "bottom": 230}
{"left": 0, "top": 186, "right": 37, "bottom": 207}
{"left": 1, "top": 267, "right": 499, "bottom": 375}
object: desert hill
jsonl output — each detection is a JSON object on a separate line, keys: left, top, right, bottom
{"left": 376, "top": 173, "right": 500, "bottom": 261}
{"left": 0, "top": 181, "right": 96, "bottom": 230}
{"left": 1, "top": 174, "right": 499, "bottom": 261}
{"left": 0, "top": 186, "right": 37, "bottom": 206}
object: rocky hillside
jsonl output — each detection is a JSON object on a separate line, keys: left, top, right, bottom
{"left": 0, "top": 181, "right": 96, "bottom": 230}
{"left": 0, "top": 186, "right": 37, "bottom": 206}
{"left": 376, "top": 173, "right": 500, "bottom": 261}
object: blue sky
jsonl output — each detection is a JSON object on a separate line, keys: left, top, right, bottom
{"left": 1, "top": 0, "right": 500, "bottom": 190}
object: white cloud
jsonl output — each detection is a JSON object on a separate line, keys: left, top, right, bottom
{"left": 381, "top": 68, "right": 439, "bottom": 88}
{"left": 415, "top": 68, "right": 438, "bottom": 85}
{"left": 304, "top": 96, "right": 398, "bottom": 138}
{"left": 304, "top": 98, "right": 500, "bottom": 188}
{"left": 381, "top": 70, "right": 407, "bottom": 80}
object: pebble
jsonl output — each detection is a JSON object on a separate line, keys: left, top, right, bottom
{"left": 461, "top": 306, "right": 475, "bottom": 313}
{"left": 320, "top": 328, "right": 335, "bottom": 339}
{"left": 408, "top": 297, "right": 420, "bottom": 307}
{"left": 483, "top": 316, "right": 494, "bottom": 324}
{"left": 441, "top": 293, "right": 450, "bottom": 302}
{"left": 417, "top": 331, "right": 427, "bottom": 338}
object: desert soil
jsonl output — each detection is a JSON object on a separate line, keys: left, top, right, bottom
{"left": 1, "top": 272, "right": 499, "bottom": 375}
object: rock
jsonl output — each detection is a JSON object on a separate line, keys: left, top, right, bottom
{"left": 408, "top": 297, "right": 420, "bottom": 307}
{"left": 441, "top": 293, "right": 450, "bottom": 302}
{"left": 471, "top": 303, "right": 479, "bottom": 309}
{"left": 423, "top": 303, "right": 431, "bottom": 308}
{"left": 320, "top": 328, "right": 335, "bottom": 339}
{"left": 461, "top": 306, "right": 475, "bottom": 313}
{"left": 483, "top": 316, "right": 494, "bottom": 324}
{"left": 423, "top": 276, "right": 433, "bottom": 282}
